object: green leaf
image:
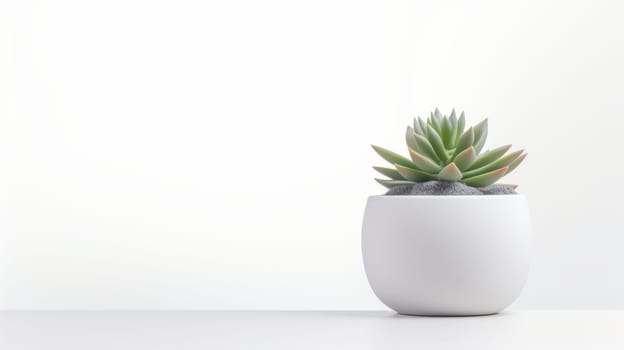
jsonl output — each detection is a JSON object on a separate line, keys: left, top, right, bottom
{"left": 434, "top": 107, "right": 443, "bottom": 119}
{"left": 449, "top": 109, "right": 458, "bottom": 147}
{"left": 430, "top": 111, "right": 442, "bottom": 133}
{"left": 413, "top": 132, "right": 441, "bottom": 162}
{"left": 425, "top": 125, "right": 449, "bottom": 162}
{"left": 461, "top": 167, "right": 509, "bottom": 187}
{"left": 405, "top": 126, "right": 419, "bottom": 151}
{"left": 453, "top": 146, "right": 476, "bottom": 170}
{"left": 449, "top": 109, "right": 457, "bottom": 125}
{"left": 408, "top": 148, "right": 442, "bottom": 173}
{"left": 441, "top": 116, "right": 454, "bottom": 148}
{"left": 473, "top": 118, "right": 489, "bottom": 153}
{"left": 371, "top": 145, "right": 415, "bottom": 168}
{"left": 437, "top": 162, "right": 463, "bottom": 182}
{"left": 467, "top": 144, "right": 512, "bottom": 170}
{"left": 375, "top": 178, "right": 416, "bottom": 188}
{"left": 462, "top": 149, "right": 524, "bottom": 178}
{"left": 395, "top": 164, "right": 435, "bottom": 181}
{"left": 453, "top": 126, "right": 474, "bottom": 157}
{"left": 413, "top": 118, "right": 425, "bottom": 135}
{"left": 455, "top": 111, "right": 466, "bottom": 145}
{"left": 506, "top": 152, "right": 527, "bottom": 173}
{"left": 418, "top": 117, "right": 428, "bottom": 136}
{"left": 373, "top": 166, "right": 404, "bottom": 180}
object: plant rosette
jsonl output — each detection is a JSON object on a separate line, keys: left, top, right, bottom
{"left": 362, "top": 109, "right": 531, "bottom": 316}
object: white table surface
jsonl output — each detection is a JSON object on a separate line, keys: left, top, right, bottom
{"left": 1, "top": 311, "right": 623, "bottom": 349}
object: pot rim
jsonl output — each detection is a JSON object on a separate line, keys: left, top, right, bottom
{"left": 368, "top": 194, "right": 526, "bottom": 200}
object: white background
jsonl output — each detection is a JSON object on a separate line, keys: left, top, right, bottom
{"left": 0, "top": 0, "right": 623, "bottom": 310}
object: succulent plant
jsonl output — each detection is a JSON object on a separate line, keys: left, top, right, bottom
{"left": 372, "top": 108, "right": 526, "bottom": 188}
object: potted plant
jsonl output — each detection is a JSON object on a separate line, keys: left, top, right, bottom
{"left": 362, "top": 108, "right": 530, "bottom": 316}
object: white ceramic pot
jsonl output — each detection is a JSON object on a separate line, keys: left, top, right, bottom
{"left": 362, "top": 195, "right": 531, "bottom": 316}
